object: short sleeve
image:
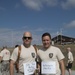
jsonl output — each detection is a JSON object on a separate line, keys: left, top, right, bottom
{"left": 56, "top": 48, "right": 65, "bottom": 61}
{"left": 37, "top": 50, "right": 41, "bottom": 62}
{"left": 10, "top": 48, "right": 18, "bottom": 62}
{"left": 0, "top": 51, "right": 4, "bottom": 57}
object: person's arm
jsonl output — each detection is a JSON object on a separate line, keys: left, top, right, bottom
{"left": 10, "top": 60, "right": 15, "bottom": 75}
{"left": 59, "top": 59, "right": 65, "bottom": 75}
{"left": 0, "top": 51, "right": 3, "bottom": 62}
{"left": 0, "top": 56, "right": 2, "bottom": 62}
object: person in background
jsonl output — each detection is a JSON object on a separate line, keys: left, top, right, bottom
{"left": 10, "top": 31, "right": 37, "bottom": 75}
{"left": 15, "top": 45, "right": 19, "bottom": 48}
{"left": 66, "top": 47, "right": 74, "bottom": 75}
{"left": 37, "top": 32, "right": 65, "bottom": 75}
{"left": 0, "top": 46, "right": 10, "bottom": 75}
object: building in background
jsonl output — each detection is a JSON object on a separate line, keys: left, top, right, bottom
{"left": 52, "top": 35, "right": 75, "bottom": 45}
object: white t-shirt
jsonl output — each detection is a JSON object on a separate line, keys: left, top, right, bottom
{"left": 10, "top": 44, "right": 36, "bottom": 72}
{"left": 0, "top": 49, "right": 10, "bottom": 61}
{"left": 37, "top": 46, "right": 65, "bottom": 75}
{"left": 68, "top": 51, "right": 73, "bottom": 63}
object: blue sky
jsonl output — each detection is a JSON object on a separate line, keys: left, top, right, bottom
{"left": 0, "top": 0, "right": 75, "bottom": 47}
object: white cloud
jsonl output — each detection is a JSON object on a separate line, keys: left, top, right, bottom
{"left": 44, "top": 0, "right": 58, "bottom": 7}
{"left": 21, "top": 0, "right": 75, "bottom": 10}
{"left": 65, "top": 20, "right": 75, "bottom": 28}
{"left": 61, "top": 0, "right": 75, "bottom": 9}
{"left": 22, "top": 0, "right": 43, "bottom": 11}
{"left": 0, "top": 27, "right": 42, "bottom": 47}
{"left": 0, "top": 27, "right": 63, "bottom": 47}
{"left": 32, "top": 34, "right": 41, "bottom": 45}
{"left": 0, "top": 28, "right": 23, "bottom": 47}
{"left": 21, "top": 0, "right": 58, "bottom": 11}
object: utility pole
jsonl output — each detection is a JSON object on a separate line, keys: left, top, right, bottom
{"left": 57, "top": 31, "right": 59, "bottom": 44}
{"left": 11, "top": 31, "right": 13, "bottom": 47}
{"left": 60, "top": 29, "right": 62, "bottom": 45}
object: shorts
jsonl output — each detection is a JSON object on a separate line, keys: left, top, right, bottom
{"left": 1, "top": 61, "right": 9, "bottom": 72}
{"left": 1, "top": 60, "right": 10, "bottom": 75}
{"left": 66, "top": 63, "right": 72, "bottom": 69}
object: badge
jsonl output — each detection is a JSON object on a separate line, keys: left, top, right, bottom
{"left": 31, "top": 53, "right": 35, "bottom": 58}
{"left": 49, "top": 53, "right": 53, "bottom": 58}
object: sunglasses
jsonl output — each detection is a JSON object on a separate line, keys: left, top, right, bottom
{"left": 23, "top": 37, "right": 32, "bottom": 40}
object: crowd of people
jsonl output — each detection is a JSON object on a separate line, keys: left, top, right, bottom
{"left": 0, "top": 31, "right": 74, "bottom": 75}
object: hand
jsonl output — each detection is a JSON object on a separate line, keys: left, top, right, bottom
{"left": 34, "top": 68, "right": 40, "bottom": 74}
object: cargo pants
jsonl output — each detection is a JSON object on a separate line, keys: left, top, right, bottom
{"left": 1, "top": 60, "right": 9, "bottom": 75}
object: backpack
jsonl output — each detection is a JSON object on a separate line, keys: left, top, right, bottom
{"left": 15, "top": 46, "right": 21, "bottom": 73}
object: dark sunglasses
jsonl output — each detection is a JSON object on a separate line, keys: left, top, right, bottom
{"left": 23, "top": 37, "right": 32, "bottom": 40}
